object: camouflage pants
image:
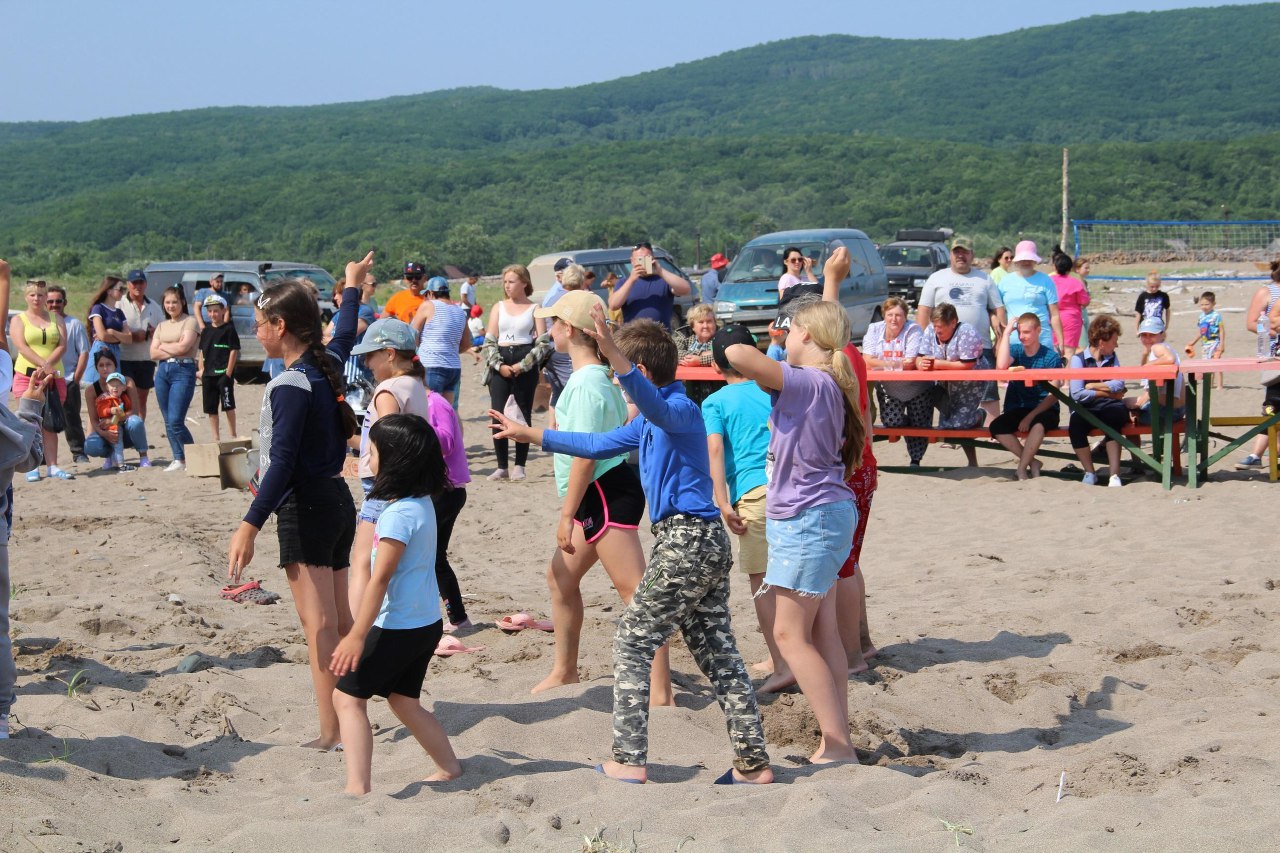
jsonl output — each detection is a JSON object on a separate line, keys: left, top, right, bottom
{"left": 612, "top": 514, "right": 770, "bottom": 772}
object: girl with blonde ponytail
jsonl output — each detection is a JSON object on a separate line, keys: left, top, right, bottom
{"left": 226, "top": 252, "right": 371, "bottom": 752}
{"left": 722, "top": 288, "right": 863, "bottom": 766}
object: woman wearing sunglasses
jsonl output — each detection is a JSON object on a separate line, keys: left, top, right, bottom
{"left": 777, "top": 246, "right": 816, "bottom": 297}
{"left": 10, "top": 279, "right": 71, "bottom": 481}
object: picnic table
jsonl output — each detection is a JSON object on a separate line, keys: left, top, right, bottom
{"left": 1179, "top": 358, "right": 1280, "bottom": 487}
{"left": 871, "top": 364, "right": 1184, "bottom": 488}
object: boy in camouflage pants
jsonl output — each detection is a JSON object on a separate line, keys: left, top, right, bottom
{"left": 490, "top": 309, "right": 772, "bottom": 785}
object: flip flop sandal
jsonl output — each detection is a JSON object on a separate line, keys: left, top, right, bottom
{"left": 497, "top": 613, "right": 555, "bottom": 634}
{"left": 219, "top": 581, "right": 281, "bottom": 604}
{"left": 434, "top": 636, "right": 486, "bottom": 657}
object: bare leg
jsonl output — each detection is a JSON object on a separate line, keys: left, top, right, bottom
{"left": 208, "top": 414, "right": 220, "bottom": 443}
{"left": 387, "top": 693, "right": 461, "bottom": 782}
{"left": 348, "top": 521, "right": 375, "bottom": 620}
{"left": 333, "top": 690, "right": 373, "bottom": 794}
{"left": 1074, "top": 445, "right": 1096, "bottom": 475}
{"left": 748, "top": 573, "right": 783, "bottom": 675}
{"left": 531, "top": 541, "right": 596, "bottom": 694}
{"left": 1105, "top": 439, "right": 1122, "bottom": 476}
{"left": 136, "top": 387, "right": 149, "bottom": 422}
{"left": 771, "top": 589, "right": 855, "bottom": 764}
{"left": 594, "top": 527, "right": 673, "bottom": 707}
{"left": 836, "top": 575, "right": 868, "bottom": 673}
{"left": 41, "top": 429, "right": 58, "bottom": 470}
{"left": 995, "top": 433, "right": 1029, "bottom": 478}
{"left": 226, "top": 409, "right": 237, "bottom": 438}
{"left": 285, "top": 562, "right": 345, "bottom": 749}
{"left": 855, "top": 570, "right": 876, "bottom": 658}
{"left": 1018, "top": 423, "right": 1047, "bottom": 478}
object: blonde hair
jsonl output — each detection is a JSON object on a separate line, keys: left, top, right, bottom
{"left": 1146, "top": 270, "right": 1162, "bottom": 286}
{"left": 561, "top": 263, "right": 586, "bottom": 290}
{"left": 791, "top": 300, "right": 866, "bottom": 476}
{"left": 502, "top": 263, "right": 534, "bottom": 296}
{"left": 686, "top": 302, "right": 716, "bottom": 325}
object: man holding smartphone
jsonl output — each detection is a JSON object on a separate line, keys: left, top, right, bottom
{"left": 608, "top": 242, "right": 690, "bottom": 329}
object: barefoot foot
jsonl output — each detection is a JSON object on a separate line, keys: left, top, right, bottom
{"left": 750, "top": 658, "right": 775, "bottom": 675}
{"left": 809, "top": 746, "right": 859, "bottom": 765}
{"left": 1029, "top": 459, "right": 1043, "bottom": 478}
{"left": 861, "top": 644, "right": 878, "bottom": 660}
{"left": 758, "top": 669, "right": 797, "bottom": 694}
{"left": 596, "top": 760, "right": 646, "bottom": 783}
{"left": 425, "top": 764, "right": 462, "bottom": 783}
{"left": 715, "top": 766, "right": 774, "bottom": 784}
{"left": 302, "top": 736, "right": 343, "bottom": 751}
{"left": 531, "top": 671, "right": 579, "bottom": 694}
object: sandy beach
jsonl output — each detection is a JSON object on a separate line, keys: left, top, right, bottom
{"left": 1, "top": 277, "right": 1277, "bottom": 851}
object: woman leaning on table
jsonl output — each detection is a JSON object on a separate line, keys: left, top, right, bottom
{"left": 149, "top": 285, "right": 200, "bottom": 471}
{"left": 861, "top": 296, "right": 934, "bottom": 466}
{"left": 10, "top": 278, "right": 71, "bottom": 482}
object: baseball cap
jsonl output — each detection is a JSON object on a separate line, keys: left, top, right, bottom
{"left": 950, "top": 236, "right": 974, "bottom": 253}
{"left": 553, "top": 257, "right": 573, "bottom": 272}
{"left": 469, "top": 304, "right": 483, "bottom": 318}
{"left": 126, "top": 269, "right": 146, "bottom": 283}
{"left": 203, "top": 294, "right": 228, "bottom": 309}
{"left": 426, "top": 276, "right": 449, "bottom": 294}
{"left": 210, "top": 272, "right": 225, "bottom": 280}
{"left": 533, "top": 289, "right": 606, "bottom": 332}
{"left": 710, "top": 253, "right": 729, "bottom": 270}
{"left": 711, "top": 324, "right": 757, "bottom": 369}
{"left": 1138, "top": 317, "right": 1166, "bottom": 335}
{"left": 404, "top": 262, "right": 426, "bottom": 276}
{"left": 773, "top": 283, "right": 824, "bottom": 331}
{"left": 350, "top": 318, "right": 419, "bottom": 355}
{"left": 106, "top": 372, "right": 127, "bottom": 385}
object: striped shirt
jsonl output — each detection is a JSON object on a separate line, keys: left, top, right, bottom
{"left": 417, "top": 301, "right": 468, "bottom": 370}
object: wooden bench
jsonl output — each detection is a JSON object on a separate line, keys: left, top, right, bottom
{"left": 874, "top": 422, "right": 1184, "bottom": 476}
{"left": 1207, "top": 415, "right": 1279, "bottom": 482}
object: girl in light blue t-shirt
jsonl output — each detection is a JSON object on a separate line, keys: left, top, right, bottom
{"left": 328, "top": 414, "right": 461, "bottom": 795}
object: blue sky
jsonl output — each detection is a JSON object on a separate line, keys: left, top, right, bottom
{"left": 2, "top": 1, "right": 1265, "bottom": 122}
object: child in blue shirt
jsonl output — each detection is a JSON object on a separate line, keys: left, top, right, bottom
{"left": 701, "top": 324, "right": 782, "bottom": 679}
{"left": 490, "top": 309, "right": 772, "bottom": 786}
{"left": 1185, "top": 291, "right": 1226, "bottom": 389}
{"left": 329, "top": 414, "right": 461, "bottom": 795}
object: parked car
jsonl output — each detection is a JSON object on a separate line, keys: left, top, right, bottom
{"left": 712, "top": 229, "right": 888, "bottom": 346}
{"left": 142, "top": 260, "right": 337, "bottom": 381}
{"left": 878, "top": 229, "right": 952, "bottom": 305}
{"left": 527, "top": 246, "right": 699, "bottom": 327}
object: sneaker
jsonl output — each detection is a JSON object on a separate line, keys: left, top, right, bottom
{"left": 511, "top": 465, "right": 526, "bottom": 481}
{"left": 1081, "top": 472, "right": 1098, "bottom": 486}
{"left": 25, "top": 469, "right": 41, "bottom": 482}
{"left": 139, "top": 458, "right": 153, "bottom": 468}
{"left": 1108, "top": 475, "right": 1123, "bottom": 488}
{"left": 487, "top": 468, "right": 509, "bottom": 481}
{"left": 117, "top": 464, "right": 137, "bottom": 473}
{"left": 48, "top": 467, "right": 75, "bottom": 480}
{"left": 1235, "top": 454, "right": 1263, "bottom": 470}
{"left": 0, "top": 714, "right": 8, "bottom": 739}
{"left": 164, "top": 460, "right": 185, "bottom": 473}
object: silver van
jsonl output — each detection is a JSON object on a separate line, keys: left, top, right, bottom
{"left": 142, "top": 260, "right": 337, "bottom": 380}
{"left": 712, "top": 229, "right": 888, "bottom": 345}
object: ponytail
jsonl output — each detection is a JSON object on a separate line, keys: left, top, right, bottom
{"left": 309, "top": 340, "right": 359, "bottom": 439}
{"left": 829, "top": 349, "right": 866, "bottom": 477}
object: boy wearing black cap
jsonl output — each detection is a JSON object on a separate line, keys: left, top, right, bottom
{"left": 701, "top": 324, "right": 782, "bottom": 678}
{"left": 197, "top": 294, "right": 240, "bottom": 441}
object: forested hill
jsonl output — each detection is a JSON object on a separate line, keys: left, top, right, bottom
{"left": 2, "top": 4, "right": 1278, "bottom": 281}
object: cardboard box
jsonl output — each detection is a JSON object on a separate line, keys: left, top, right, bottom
{"left": 186, "top": 438, "right": 253, "bottom": 478}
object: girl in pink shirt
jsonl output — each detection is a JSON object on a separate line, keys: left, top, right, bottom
{"left": 1051, "top": 247, "right": 1090, "bottom": 360}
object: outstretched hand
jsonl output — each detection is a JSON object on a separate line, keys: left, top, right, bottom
{"left": 345, "top": 251, "right": 375, "bottom": 287}
{"left": 488, "top": 408, "right": 532, "bottom": 443}
{"left": 20, "top": 368, "right": 51, "bottom": 402}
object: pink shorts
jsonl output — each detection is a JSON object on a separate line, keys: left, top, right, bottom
{"left": 12, "top": 372, "right": 67, "bottom": 404}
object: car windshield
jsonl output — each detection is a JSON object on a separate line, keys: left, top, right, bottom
{"left": 879, "top": 246, "right": 933, "bottom": 267}
{"left": 723, "top": 242, "right": 825, "bottom": 283}
{"left": 262, "top": 268, "right": 338, "bottom": 289}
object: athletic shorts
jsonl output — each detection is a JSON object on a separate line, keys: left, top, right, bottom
{"left": 989, "top": 406, "right": 1061, "bottom": 436}
{"left": 120, "top": 359, "right": 155, "bottom": 390}
{"left": 274, "top": 478, "right": 357, "bottom": 569}
{"left": 733, "top": 484, "right": 768, "bottom": 575}
{"left": 335, "top": 621, "right": 444, "bottom": 699}
{"left": 201, "top": 375, "right": 236, "bottom": 414}
{"left": 839, "top": 461, "right": 878, "bottom": 579}
{"left": 573, "top": 462, "right": 645, "bottom": 544}
{"left": 765, "top": 499, "right": 856, "bottom": 597}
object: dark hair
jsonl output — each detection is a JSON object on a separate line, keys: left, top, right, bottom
{"left": 162, "top": 284, "right": 189, "bottom": 318}
{"left": 257, "top": 278, "right": 359, "bottom": 439}
{"left": 1270, "top": 259, "right": 1280, "bottom": 283}
{"left": 94, "top": 347, "right": 120, "bottom": 371}
{"left": 783, "top": 246, "right": 804, "bottom": 262}
{"left": 87, "top": 275, "right": 125, "bottom": 320}
{"left": 991, "top": 246, "right": 1013, "bottom": 267}
{"left": 1050, "top": 244, "right": 1074, "bottom": 276}
{"left": 932, "top": 303, "right": 958, "bottom": 325}
{"left": 614, "top": 319, "right": 677, "bottom": 386}
{"left": 366, "top": 414, "right": 448, "bottom": 501}
{"left": 1199, "top": 291, "right": 1216, "bottom": 303}
{"left": 47, "top": 284, "right": 67, "bottom": 299}
{"left": 388, "top": 348, "right": 427, "bottom": 380}
{"left": 1087, "top": 313, "right": 1122, "bottom": 346}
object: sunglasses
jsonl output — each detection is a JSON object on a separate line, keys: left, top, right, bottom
{"left": 405, "top": 274, "right": 424, "bottom": 281}
{"left": 46, "top": 299, "right": 65, "bottom": 305}
{"left": 786, "top": 257, "right": 803, "bottom": 263}
{"left": 633, "top": 242, "right": 652, "bottom": 251}
{"left": 26, "top": 279, "right": 47, "bottom": 287}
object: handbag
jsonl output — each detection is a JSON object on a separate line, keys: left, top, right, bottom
{"left": 41, "top": 386, "right": 67, "bottom": 434}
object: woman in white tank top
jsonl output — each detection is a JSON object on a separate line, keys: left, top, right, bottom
{"left": 482, "top": 264, "right": 547, "bottom": 480}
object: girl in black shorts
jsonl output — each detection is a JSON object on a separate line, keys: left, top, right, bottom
{"left": 519, "top": 290, "right": 671, "bottom": 702}
{"left": 328, "top": 415, "right": 461, "bottom": 794}
{"left": 227, "top": 252, "right": 369, "bottom": 751}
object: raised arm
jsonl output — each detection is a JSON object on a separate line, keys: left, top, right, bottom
{"left": 658, "top": 265, "right": 691, "bottom": 298}
{"left": 723, "top": 342, "right": 784, "bottom": 392}
{"left": 821, "top": 247, "right": 850, "bottom": 304}
{"left": 327, "top": 253, "right": 374, "bottom": 362}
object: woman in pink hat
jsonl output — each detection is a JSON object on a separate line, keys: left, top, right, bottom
{"left": 995, "top": 240, "right": 1064, "bottom": 352}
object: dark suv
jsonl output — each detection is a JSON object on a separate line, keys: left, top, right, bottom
{"left": 878, "top": 229, "right": 952, "bottom": 305}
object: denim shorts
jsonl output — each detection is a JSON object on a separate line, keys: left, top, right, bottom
{"left": 764, "top": 499, "right": 856, "bottom": 596}
{"left": 425, "top": 366, "right": 461, "bottom": 394}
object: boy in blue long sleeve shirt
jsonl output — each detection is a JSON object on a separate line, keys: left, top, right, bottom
{"left": 490, "top": 312, "right": 772, "bottom": 785}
